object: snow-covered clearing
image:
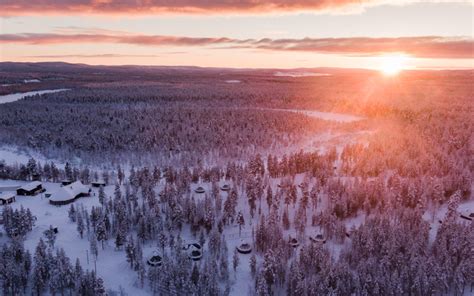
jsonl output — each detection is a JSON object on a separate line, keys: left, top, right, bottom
{"left": 255, "top": 107, "right": 368, "bottom": 155}
{"left": 0, "top": 180, "right": 150, "bottom": 295}
{"left": 423, "top": 198, "right": 474, "bottom": 243}
{"left": 0, "top": 145, "right": 70, "bottom": 167}
{"left": 0, "top": 89, "right": 69, "bottom": 104}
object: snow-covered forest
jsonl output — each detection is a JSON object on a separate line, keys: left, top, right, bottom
{"left": 0, "top": 63, "right": 472, "bottom": 295}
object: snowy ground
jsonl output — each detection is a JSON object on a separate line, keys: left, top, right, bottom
{"left": 0, "top": 145, "right": 70, "bottom": 167}
{"left": 0, "top": 179, "right": 261, "bottom": 295}
{"left": 0, "top": 177, "right": 472, "bottom": 295}
{"left": 0, "top": 89, "right": 69, "bottom": 104}
{"left": 423, "top": 198, "right": 474, "bottom": 243}
{"left": 0, "top": 180, "right": 155, "bottom": 295}
{"left": 0, "top": 176, "right": 336, "bottom": 295}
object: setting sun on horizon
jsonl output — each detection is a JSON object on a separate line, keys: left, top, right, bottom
{"left": 378, "top": 54, "right": 410, "bottom": 76}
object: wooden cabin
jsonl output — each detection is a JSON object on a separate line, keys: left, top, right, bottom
{"left": 16, "top": 181, "right": 44, "bottom": 196}
{"left": 49, "top": 181, "right": 90, "bottom": 206}
{"left": 0, "top": 192, "right": 16, "bottom": 205}
{"left": 61, "top": 180, "right": 73, "bottom": 186}
{"left": 91, "top": 181, "right": 106, "bottom": 188}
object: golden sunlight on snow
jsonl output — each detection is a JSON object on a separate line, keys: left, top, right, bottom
{"left": 378, "top": 54, "right": 410, "bottom": 76}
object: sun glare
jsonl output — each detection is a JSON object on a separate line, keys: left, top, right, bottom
{"left": 379, "top": 55, "right": 409, "bottom": 76}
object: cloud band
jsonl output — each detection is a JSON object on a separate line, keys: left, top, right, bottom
{"left": 1, "top": 33, "right": 472, "bottom": 59}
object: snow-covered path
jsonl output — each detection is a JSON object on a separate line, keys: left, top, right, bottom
{"left": 0, "top": 89, "right": 69, "bottom": 104}
{"left": 262, "top": 108, "right": 363, "bottom": 123}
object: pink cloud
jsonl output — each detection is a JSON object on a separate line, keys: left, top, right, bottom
{"left": 253, "top": 36, "right": 474, "bottom": 59}
{"left": 0, "top": 0, "right": 437, "bottom": 16}
{"left": 1, "top": 33, "right": 472, "bottom": 59}
{"left": 0, "top": 33, "right": 233, "bottom": 46}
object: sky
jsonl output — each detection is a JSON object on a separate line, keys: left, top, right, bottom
{"left": 0, "top": 1, "right": 473, "bottom": 69}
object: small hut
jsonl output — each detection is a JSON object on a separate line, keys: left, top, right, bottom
{"left": 185, "top": 243, "right": 203, "bottom": 261}
{"left": 288, "top": 237, "right": 300, "bottom": 248}
{"left": 310, "top": 233, "right": 326, "bottom": 244}
{"left": 91, "top": 181, "right": 106, "bottom": 188}
{"left": 183, "top": 242, "right": 202, "bottom": 251}
{"left": 195, "top": 187, "right": 205, "bottom": 194}
{"left": 0, "top": 192, "right": 16, "bottom": 205}
{"left": 61, "top": 180, "right": 73, "bottom": 186}
{"left": 220, "top": 184, "right": 230, "bottom": 192}
{"left": 16, "top": 181, "right": 44, "bottom": 196}
{"left": 147, "top": 251, "right": 163, "bottom": 267}
{"left": 236, "top": 240, "right": 252, "bottom": 254}
{"left": 44, "top": 225, "right": 59, "bottom": 235}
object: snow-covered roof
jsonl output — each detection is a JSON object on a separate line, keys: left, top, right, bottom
{"left": 182, "top": 241, "right": 202, "bottom": 251}
{"left": 0, "top": 192, "right": 15, "bottom": 200}
{"left": 49, "top": 181, "right": 89, "bottom": 202}
{"left": 195, "top": 186, "right": 205, "bottom": 193}
{"left": 19, "top": 181, "right": 42, "bottom": 191}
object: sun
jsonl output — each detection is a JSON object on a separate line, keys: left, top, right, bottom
{"left": 378, "top": 54, "right": 409, "bottom": 76}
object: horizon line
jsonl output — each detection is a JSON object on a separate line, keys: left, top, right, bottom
{"left": 1, "top": 60, "right": 473, "bottom": 72}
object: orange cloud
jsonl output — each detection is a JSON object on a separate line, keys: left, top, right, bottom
{"left": 0, "top": 33, "right": 233, "bottom": 46}
{"left": 1, "top": 33, "right": 472, "bottom": 59}
{"left": 253, "top": 36, "right": 474, "bottom": 59}
{"left": 0, "top": 0, "right": 460, "bottom": 16}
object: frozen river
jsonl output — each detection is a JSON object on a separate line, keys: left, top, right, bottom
{"left": 0, "top": 89, "right": 69, "bottom": 104}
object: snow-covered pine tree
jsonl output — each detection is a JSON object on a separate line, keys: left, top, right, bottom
{"left": 32, "top": 239, "right": 50, "bottom": 295}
